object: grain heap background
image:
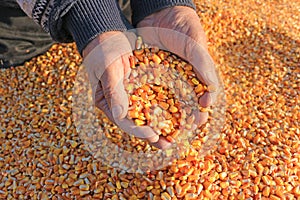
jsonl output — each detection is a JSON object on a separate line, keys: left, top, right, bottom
{"left": 0, "top": 0, "right": 299, "bottom": 199}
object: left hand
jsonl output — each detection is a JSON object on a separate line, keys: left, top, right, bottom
{"left": 83, "top": 31, "right": 172, "bottom": 149}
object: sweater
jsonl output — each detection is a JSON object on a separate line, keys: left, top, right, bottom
{"left": 16, "top": 0, "right": 196, "bottom": 54}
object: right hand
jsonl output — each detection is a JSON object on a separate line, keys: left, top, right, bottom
{"left": 137, "top": 6, "right": 220, "bottom": 126}
{"left": 83, "top": 31, "right": 172, "bottom": 149}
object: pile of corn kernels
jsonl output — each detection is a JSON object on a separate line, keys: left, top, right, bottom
{"left": 126, "top": 41, "right": 207, "bottom": 142}
{"left": 0, "top": 0, "right": 299, "bottom": 199}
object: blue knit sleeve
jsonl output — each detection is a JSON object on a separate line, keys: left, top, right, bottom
{"left": 16, "top": 0, "right": 132, "bottom": 54}
{"left": 48, "top": 0, "right": 132, "bottom": 54}
{"left": 131, "top": 0, "right": 196, "bottom": 26}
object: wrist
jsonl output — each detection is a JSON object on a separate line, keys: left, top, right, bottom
{"left": 131, "top": 0, "right": 196, "bottom": 26}
{"left": 83, "top": 31, "right": 122, "bottom": 58}
{"left": 137, "top": 6, "right": 196, "bottom": 27}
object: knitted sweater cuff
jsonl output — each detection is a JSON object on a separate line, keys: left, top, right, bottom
{"left": 131, "top": 0, "right": 196, "bottom": 26}
{"left": 65, "top": 0, "right": 132, "bottom": 54}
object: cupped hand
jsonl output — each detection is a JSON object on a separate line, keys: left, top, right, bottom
{"left": 82, "top": 31, "right": 172, "bottom": 149}
{"left": 137, "top": 6, "right": 220, "bottom": 126}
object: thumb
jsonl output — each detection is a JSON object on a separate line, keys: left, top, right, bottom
{"left": 100, "top": 56, "right": 130, "bottom": 120}
{"left": 187, "top": 44, "right": 219, "bottom": 107}
{"left": 111, "top": 83, "right": 129, "bottom": 120}
{"left": 157, "top": 28, "right": 219, "bottom": 107}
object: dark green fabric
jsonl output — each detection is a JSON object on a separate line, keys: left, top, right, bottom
{"left": 0, "top": 0, "right": 132, "bottom": 68}
{"left": 0, "top": 6, "right": 54, "bottom": 68}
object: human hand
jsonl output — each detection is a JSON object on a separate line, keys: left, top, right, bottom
{"left": 82, "top": 31, "right": 172, "bottom": 149}
{"left": 137, "top": 6, "right": 220, "bottom": 125}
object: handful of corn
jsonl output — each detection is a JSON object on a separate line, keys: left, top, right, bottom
{"left": 124, "top": 36, "right": 208, "bottom": 143}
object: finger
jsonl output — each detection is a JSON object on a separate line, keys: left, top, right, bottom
{"left": 94, "top": 79, "right": 159, "bottom": 143}
{"left": 196, "top": 70, "right": 219, "bottom": 108}
{"left": 192, "top": 110, "right": 208, "bottom": 129}
{"left": 136, "top": 27, "right": 167, "bottom": 50}
{"left": 150, "top": 136, "right": 173, "bottom": 150}
{"left": 149, "top": 28, "right": 220, "bottom": 107}
{"left": 123, "top": 31, "right": 139, "bottom": 50}
{"left": 193, "top": 110, "right": 209, "bottom": 127}
{"left": 94, "top": 82, "right": 116, "bottom": 123}
{"left": 100, "top": 53, "right": 132, "bottom": 120}
{"left": 94, "top": 78, "right": 161, "bottom": 145}
{"left": 114, "top": 117, "right": 159, "bottom": 143}
{"left": 199, "top": 90, "right": 217, "bottom": 108}
{"left": 186, "top": 43, "right": 219, "bottom": 107}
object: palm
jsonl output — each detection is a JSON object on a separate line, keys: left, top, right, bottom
{"left": 137, "top": 6, "right": 207, "bottom": 50}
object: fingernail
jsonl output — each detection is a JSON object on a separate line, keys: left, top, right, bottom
{"left": 202, "top": 70, "right": 218, "bottom": 87}
{"left": 192, "top": 124, "right": 198, "bottom": 131}
{"left": 199, "top": 93, "right": 211, "bottom": 107}
{"left": 112, "top": 105, "right": 123, "bottom": 120}
{"left": 209, "top": 92, "right": 218, "bottom": 105}
{"left": 148, "top": 135, "right": 159, "bottom": 143}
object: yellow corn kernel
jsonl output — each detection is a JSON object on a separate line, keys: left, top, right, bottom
{"left": 135, "top": 119, "right": 145, "bottom": 126}
{"left": 169, "top": 105, "right": 178, "bottom": 113}
{"left": 152, "top": 54, "right": 162, "bottom": 64}
{"left": 128, "top": 110, "right": 139, "bottom": 119}
{"left": 157, "top": 102, "right": 169, "bottom": 110}
{"left": 191, "top": 78, "right": 199, "bottom": 85}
